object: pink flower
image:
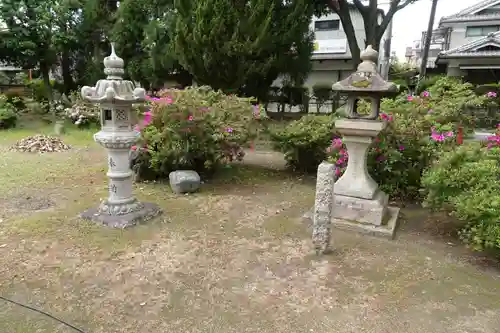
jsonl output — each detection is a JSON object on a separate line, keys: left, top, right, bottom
{"left": 131, "top": 146, "right": 137, "bottom": 151}
{"left": 407, "top": 95, "right": 413, "bottom": 101}
{"left": 422, "top": 91, "right": 430, "bottom": 97}
{"left": 164, "top": 96, "right": 173, "bottom": 104}
{"left": 446, "top": 131, "right": 454, "bottom": 137}
{"left": 335, "top": 168, "right": 341, "bottom": 176}
{"left": 427, "top": 109, "right": 433, "bottom": 114}
{"left": 380, "top": 113, "right": 388, "bottom": 120}
{"left": 399, "top": 145, "right": 405, "bottom": 151}
{"left": 143, "top": 111, "right": 152, "bottom": 126}
{"left": 486, "top": 91, "right": 497, "bottom": 98}
{"left": 253, "top": 104, "right": 260, "bottom": 117}
{"left": 188, "top": 115, "right": 193, "bottom": 121}
{"left": 226, "top": 127, "right": 233, "bottom": 133}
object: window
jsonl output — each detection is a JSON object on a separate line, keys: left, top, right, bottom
{"left": 466, "top": 25, "right": 500, "bottom": 37}
{"left": 314, "top": 20, "right": 339, "bottom": 31}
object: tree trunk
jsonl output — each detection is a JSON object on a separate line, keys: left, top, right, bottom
{"left": 61, "top": 50, "right": 74, "bottom": 95}
{"left": 328, "top": 0, "right": 361, "bottom": 69}
{"left": 40, "top": 61, "right": 53, "bottom": 103}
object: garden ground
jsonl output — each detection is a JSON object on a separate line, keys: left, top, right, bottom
{"left": 0, "top": 124, "right": 499, "bottom": 333}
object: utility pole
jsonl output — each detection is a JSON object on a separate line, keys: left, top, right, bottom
{"left": 419, "top": 0, "right": 439, "bottom": 78}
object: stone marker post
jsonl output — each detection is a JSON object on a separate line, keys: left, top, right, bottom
{"left": 79, "top": 43, "right": 161, "bottom": 228}
{"left": 312, "top": 161, "right": 335, "bottom": 254}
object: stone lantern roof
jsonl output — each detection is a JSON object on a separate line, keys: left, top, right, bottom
{"left": 332, "top": 45, "right": 398, "bottom": 97}
{"left": 81, "top": 43, "right": 145, "bottom": 104}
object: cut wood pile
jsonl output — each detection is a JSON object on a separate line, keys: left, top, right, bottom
{"left": 11, "top": 135, "right": 71, "bottom": 153}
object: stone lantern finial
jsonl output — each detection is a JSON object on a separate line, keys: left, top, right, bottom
{"left": 357, "top": 45, "right": 378, "bottom": 74}
{"left": 103, "top": 42, "right": 125, "bottom": 80}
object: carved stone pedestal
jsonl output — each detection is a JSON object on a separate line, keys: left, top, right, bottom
{"left": 332, "top": 118, "right": 399, "bottom": 238}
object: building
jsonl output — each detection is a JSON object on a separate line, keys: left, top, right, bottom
{"left": 405, "top": 27, "right": 450, "bottom": 71}
{"left": 274, "top": 8, "right": 386, "bottom": 90}
{"left": 407, "top": 0, "right": 500, "bottom": 83}
{"left": 436, "top": 0, "right": 500, "bottom": 83}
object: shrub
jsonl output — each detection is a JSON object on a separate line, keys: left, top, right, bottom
{"left": 421, "top": 143, "right": 500, "bottom": 251}
{"left": 269, "top": 114, "right": 335, "bottom": 172}
{"left": 3, "top": 88, "right": 26, "bottom": 109}
{"left": 281, "top": 86, "right": 309, "bottom": 107}
{"left": 312, "top": 84, "right": 333, "bottom": 105}
{"left": 415, "top": 75, "right": 441, "bottom": 94}
{"left": 28, "top": 79, "right": 55, "bottom": 102}
{"left": 0, "top": 95, "right": 18, "bottom": 129}
{"left": 133, "top": 86, "right": 259, "bottom": 179}
{"left": 65, "top": 100, "right": 100, "bottom": 128}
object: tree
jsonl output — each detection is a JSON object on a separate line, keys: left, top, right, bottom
{"left": 112, "top": 0, "right": 189, "bottom": 90}
{"left": 0, "top": 0, "right": 60, "bottom": 101}
{"left": 314, "top": 0, "right": 419, "bottom": 67}
{"left": 173, "top": 0, "right": 314, "bottom": 100}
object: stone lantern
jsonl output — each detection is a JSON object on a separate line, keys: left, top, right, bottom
{"left": 80, "top": 43, "right": 161, "bottom": 228}
{"left": 330, "top": 45, "right": 399, "bottom": 238}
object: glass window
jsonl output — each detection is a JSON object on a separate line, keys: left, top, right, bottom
{"left": 314, "top": 20, "right": 340, "bottom": 31}
{"left": 466, "top": 25, "right": 500, "bottom": 37}
{"left": 466, "top": 27, "right": 483, "bottom": 36}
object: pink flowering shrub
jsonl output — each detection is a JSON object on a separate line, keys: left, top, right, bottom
{"left": 485, "top": 124, "right": 500, "bottom": 149}
{"left": 132, "top": 86, "right": 259, "bottom": 179}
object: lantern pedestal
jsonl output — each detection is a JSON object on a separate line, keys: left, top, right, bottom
{"left": 80, "top": 131, "right": 161, "bottom": 228}
{"left": 81, "top": 202, "right": 161, "bottom": 229}
{"left": 331, "top": 119, "right": 399, "bottom": 239}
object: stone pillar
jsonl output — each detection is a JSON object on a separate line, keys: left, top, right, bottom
{"left": 312, "top": 161, "right": 335, "bottom": 254}
{"left": 333, "top": 119, "right": 384, "bottom": 199}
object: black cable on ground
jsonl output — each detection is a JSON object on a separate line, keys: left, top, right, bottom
{"left": 0, "top": 295, "right": 87, "bottom": 333}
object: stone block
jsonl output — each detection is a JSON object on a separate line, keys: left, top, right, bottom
{"left": 169, "top": 170, "right": 201, "bottom": 194}
{"left": 332, "top": 190, "right": 388, "bottom": 226}
{"left": 302, "top": 206, "right": 400, "bottom": 240}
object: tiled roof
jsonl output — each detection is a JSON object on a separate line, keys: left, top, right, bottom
{"left": 447, "top": 0, "right": 499, "bottom": 18}
{"left": 440, "top": 0, "right": 500, "bottom": 23}
{"left": 438, "top": 31, "right": 500, "bottom": 58}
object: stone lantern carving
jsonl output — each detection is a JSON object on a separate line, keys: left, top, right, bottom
{"left": 80, "top": 43, "right": 161, "bottom": 228}
{"left": 330, "top": 45, "right": 399, "bottom": 238}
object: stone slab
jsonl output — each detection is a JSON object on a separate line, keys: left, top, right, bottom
{"left": 80, "top": 202, "right": 162, "bottom": 228}
{"left": 303, "top": 206, "right": 400, "bottom": 240}
{"left": 332, "top": 191, "right": 388, "bottom": 226}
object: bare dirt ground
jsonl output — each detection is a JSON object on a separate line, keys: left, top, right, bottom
{"left": 0, "top": 135, "right": 499, "bottom": 333}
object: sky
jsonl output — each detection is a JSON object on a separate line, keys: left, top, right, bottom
{"left": 389, "top": 0, "right": 482, "bottom": 58}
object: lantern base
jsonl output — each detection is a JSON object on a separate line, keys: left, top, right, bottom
{"left": 80, "top": 202, "right": 162, "bottom": 228}
{"left": 303, "top": 206, "right": 399, "bottom": 240}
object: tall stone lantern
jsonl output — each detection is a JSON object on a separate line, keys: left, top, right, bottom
{"left": 80, "top": 43, "right": 161, "bottom": 228}
{"left": 330, "top": 45, "right": 399, "bottom": 238}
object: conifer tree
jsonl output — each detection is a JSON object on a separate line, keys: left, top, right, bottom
{"left": 174, "top": 0, "right": 314, "bottom": 99}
